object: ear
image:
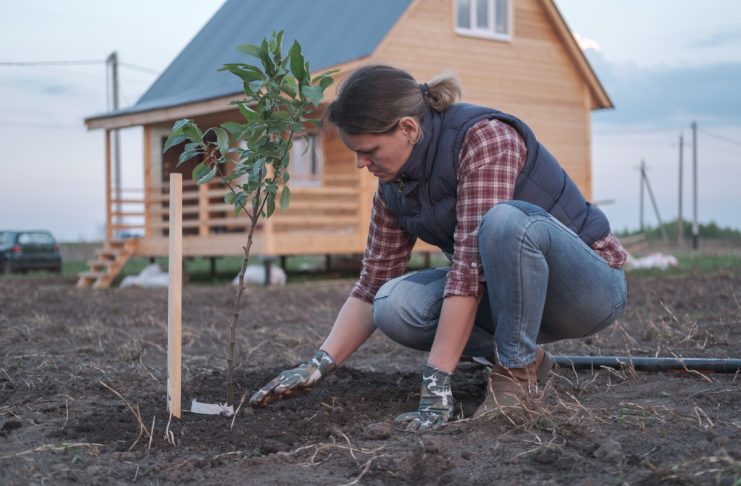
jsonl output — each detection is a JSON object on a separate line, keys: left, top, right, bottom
{"left": 398, "top": 117, "right": 421, "bottom": 144}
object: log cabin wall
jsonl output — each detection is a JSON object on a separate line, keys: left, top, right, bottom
{"left": 367, "top": 0, "right": 594, "bottom": 198}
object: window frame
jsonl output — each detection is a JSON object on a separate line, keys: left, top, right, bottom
{"left": 288, "top": 133, "right": 324, "bottom": 187}
{"left": 454, "top": 0, "right": 512, "bottom": 42}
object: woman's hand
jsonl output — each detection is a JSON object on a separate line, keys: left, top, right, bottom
{"left": 248, "top": 350, "right": 336, "bottom": 407}
{"left": 394, "top": 364, "right": 455, "bottom": 432}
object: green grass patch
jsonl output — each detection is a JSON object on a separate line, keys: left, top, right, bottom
{"left": 628, "top": 254, "right": 741, "bottom": 278}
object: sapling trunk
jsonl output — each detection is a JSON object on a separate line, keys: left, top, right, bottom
{"left": 225, "top": 187, "right": 267, "bottom": 406}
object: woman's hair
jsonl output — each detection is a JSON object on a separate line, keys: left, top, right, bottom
{"left": 326, "top": 65, "right": 462, "bottom": 134}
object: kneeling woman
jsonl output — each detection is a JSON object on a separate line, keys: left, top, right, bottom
{"left": 249, "top": 65, "right": 628, "bottom": 432}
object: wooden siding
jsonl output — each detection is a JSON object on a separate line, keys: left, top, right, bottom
{"left": 368, "top": 0, "right": 593, "bottom": 197}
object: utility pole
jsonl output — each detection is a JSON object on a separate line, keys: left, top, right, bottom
{"left": 677, "top": 133, "right": 684, "bottom": 246}
{"left": 639, "top": 159, "right": 646, "bottom": 233}
{"left": 641, "top": 159, "right": 668, "bottom": 242}
{"left": 691, "top": 121, "right": 699, "bottom": 250}
{"left": 107, "top": 52, "right": 122, "bottom": 237}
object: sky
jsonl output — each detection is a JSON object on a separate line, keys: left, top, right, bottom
{"left": 1, "top": 0, "right": 740, "bottom": 241}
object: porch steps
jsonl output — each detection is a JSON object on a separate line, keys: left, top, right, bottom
{"left": 76, "top": 239, "right": 138, "bottom": 289}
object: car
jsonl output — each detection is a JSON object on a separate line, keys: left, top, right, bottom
{"left": 0, "top": 230, "right": 63, "bottom": 274}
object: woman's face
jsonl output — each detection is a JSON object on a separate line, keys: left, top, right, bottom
{"left": 338, "top": 117, "right": 420, "bottom": 182}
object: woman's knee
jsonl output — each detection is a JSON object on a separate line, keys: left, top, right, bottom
{"left": 371, "top": 276, "right": 442, "bottom": 351}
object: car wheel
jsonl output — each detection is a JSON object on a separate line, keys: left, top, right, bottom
{"left": 3, "top": 260, "right": 14, "bottom": 274}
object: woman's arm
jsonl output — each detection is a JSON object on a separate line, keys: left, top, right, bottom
{"left": 320, "top": 296, "right": 375, "bottom": 366}
{"left": 428, "top": 120, "right": 527, "bottom": 372}
{"left": 426, "top": 295, "right": 478, "bottom": 372}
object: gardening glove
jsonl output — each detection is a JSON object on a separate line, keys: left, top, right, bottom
{"left": 394, "top": 364, "right": 455, "bottom": 432}
{"left": 248, "top": 350, "right": 336, "bottom": 407}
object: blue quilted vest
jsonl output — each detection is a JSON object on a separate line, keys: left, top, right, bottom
{"left": 379, "top": 103, "right": 610, "bottom": 254}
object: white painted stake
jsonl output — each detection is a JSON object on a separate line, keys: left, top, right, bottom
{"left": 167, "top": 173, "right": 183, "bottom": 418}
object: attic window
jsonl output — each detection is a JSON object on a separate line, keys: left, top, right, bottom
{"left": 455, "top": 0, "right": 511, "bottom": 41}
{"left": 289, "top": 134, "right": 324, "bottom": 187}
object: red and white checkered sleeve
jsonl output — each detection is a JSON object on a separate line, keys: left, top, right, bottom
{"left": 444, "top": 120, "right": 526, "bottom": 299}
{"left": 350, "top": 190, "right": 416, "bottom": 303}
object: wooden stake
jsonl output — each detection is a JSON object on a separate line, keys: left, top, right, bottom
{"left": 167, "top": 173, "right": 183, "bottom": 418}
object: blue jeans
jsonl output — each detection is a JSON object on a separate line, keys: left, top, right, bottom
{"left": 372, "top": 200, "right": 627, "bottom": 368}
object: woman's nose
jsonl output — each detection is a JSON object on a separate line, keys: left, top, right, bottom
{"left": 356, "top": 154, "right": 371, "bottom": 169}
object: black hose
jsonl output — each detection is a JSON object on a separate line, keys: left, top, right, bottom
{"left": 552, "top": 356, "right": 741, "bottom": 373}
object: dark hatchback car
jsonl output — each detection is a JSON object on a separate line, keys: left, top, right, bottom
{"left": 0, "top": 230, "right": 62, "bottom": 274}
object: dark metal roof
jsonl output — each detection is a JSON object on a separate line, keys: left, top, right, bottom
{"left": 108, "top": 0, "right": 412, "bottom": 118}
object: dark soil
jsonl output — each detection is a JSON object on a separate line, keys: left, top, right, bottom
{"left": 1, "top": 271, "right": 740, "bottom": 485}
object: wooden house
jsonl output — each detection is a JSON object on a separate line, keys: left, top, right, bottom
{"left": 80, "top": 0, "right": 611, "bottom": 288}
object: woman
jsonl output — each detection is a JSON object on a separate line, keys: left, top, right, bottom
{"left": 249, "top": 65, "right": 628, "bottom": 432}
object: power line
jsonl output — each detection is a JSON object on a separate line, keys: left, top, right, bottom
{"left": 119, "top": 62, "right": 159, "bottom": 74}
{"left": 699, "top": 128, "right": 741, "bottom": 147}
{"left": 593, "top": 126, "right": 682, "bottom": 135}
{"left": 0, "top": 60, "right": 159, "bottom": 75}
{"left": 0, "top": 60, "right": 104, "bottom": 67}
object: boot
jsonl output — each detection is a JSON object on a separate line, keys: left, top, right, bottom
{"left": 462, "top": 347, "right": 554, "bottom": 379}
{"left": 473, "top": 348, "right": 551, "bottom": 418}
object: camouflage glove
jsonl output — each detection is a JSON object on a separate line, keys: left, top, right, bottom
{"left": 248, "top": 350, "right": 336, "bottom": 407}
{"left": 394, "top": 364, "right": 455, "bottom": 432}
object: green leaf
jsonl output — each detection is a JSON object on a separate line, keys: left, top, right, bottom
{"left": 171, "top": 118, "right": 191, "bottom": 132}
{"left": 163, "top": 133, "right": 187, "bottom": 153}
{"left": 280, "top": 185, "right": 291, "bottom": 211}
{"left": 222, "top": 121, "right": 245, "bottom": 136}
{"left": 273, "top": 30, "right": 284, "bottom": 59}
{"left": 238, "top": 103, "right": 259, "bottom": 122}
{"left": 282, "top": 172, "right": 290, "bottom": 183}
{"left": 219, "top": 64, "right": 265, "bottom": 82}
{"left": 208, "top": 127, "right": 230, "bottom": 155}
{"left": 259, "top": 38, "right": 274, "bottom": 75}
{"left": 197, "top": 164, "right": 218, "bottom": 185}
{"left": 280, "top": 76, "right": 298, "bottom": 98}
{"left": 288, "top": 41, "right": 306, "bottom": 83}
{"left": 178, "top": 148, "right": 201, "bottom": 166}
{"left": 301, "top": 85, "right": 323, "bottom": 107}
{"left": 238, "top": 44, "right": 262, "bottom": 58}
{"left": 266, "top": 193, "right": 276, "bottom": 218}
{"left": 191, "top": 161, "right": 208, "bottom": 182}
{"left": 182, "top": 124, "right": 203, "bottom": 143}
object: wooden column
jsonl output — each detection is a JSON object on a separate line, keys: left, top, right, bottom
{"left": 105, "top": 129, "right": 113, "bottom": 243}
{"left": 198, "top": 182, "right": 210, "bottom": 236}
{"left": 143, "top": 126, "right": 152, "bottom": 238}
{"left": 167, "top": 173, "right": 183, "bottom": 418}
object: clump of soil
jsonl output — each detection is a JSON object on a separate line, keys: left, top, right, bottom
{"left": 1, "top": 272, "right": 740, "bottom": 485}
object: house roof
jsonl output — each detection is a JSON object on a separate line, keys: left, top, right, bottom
{"left": 87, "top": 0, "right": 412, "bottom": 124}
{"left": 86, "top": 0, "right": 611, "bottom": 129}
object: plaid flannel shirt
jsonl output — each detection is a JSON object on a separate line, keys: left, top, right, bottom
{"left": 350, "top": 119, "right": 628, "bottom": 304}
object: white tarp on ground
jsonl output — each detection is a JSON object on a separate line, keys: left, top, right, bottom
{"left": 119, "top": 263, "right": 287, "bottom": 288}
{"left": 625, "top": 252, "right": 679, "bottom": 270}
{"left": 232, "top": 265, "right": 286, "bottom": 287}
{"left": 120, "top": 263, "right": 169, "bottom": 288}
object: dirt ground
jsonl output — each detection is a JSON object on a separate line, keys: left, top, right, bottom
{"left": 1, "top": 270, "right": 740, "bottom": 485}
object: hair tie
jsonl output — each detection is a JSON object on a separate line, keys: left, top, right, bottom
{"left": 420, "top": 82, "right": 430, "bottom": 98}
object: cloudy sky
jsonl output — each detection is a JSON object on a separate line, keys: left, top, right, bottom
{"left": 1, "top": 0, "right": 740, "bottom": 241}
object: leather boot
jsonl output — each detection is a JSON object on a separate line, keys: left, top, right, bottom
{"left": 473, "top": 349, "right": 550, "bottom": 418}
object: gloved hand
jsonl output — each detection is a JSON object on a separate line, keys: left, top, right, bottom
{"left": 394, "top": 364, "right": 454, "bottom": 432}
{"left": 248, "top": 350, "right": 336, "bottom": 407}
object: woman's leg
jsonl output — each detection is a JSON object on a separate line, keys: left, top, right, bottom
{"left": 478, "top": 200, "right": 627, "bottom": 369}
{"left": 372, "top": 268, "right": 496, "bottom": 357}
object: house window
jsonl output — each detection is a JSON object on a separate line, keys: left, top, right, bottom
{"left": 455, "top": 0, "right": 511, "bottom": 40}
{"left": 289, "top": 134, "right": 324, "bottom": 187}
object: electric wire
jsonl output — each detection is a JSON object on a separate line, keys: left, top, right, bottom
{"left": 699, "top": 128, "right": 741, "bottom": 147}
